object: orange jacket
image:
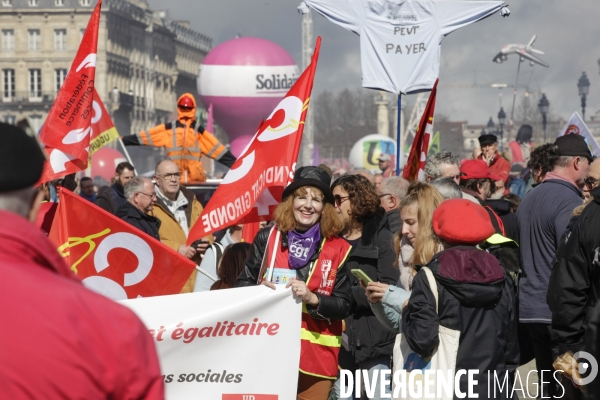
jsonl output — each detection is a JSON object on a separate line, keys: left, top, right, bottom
{"left": 136, "top": 93, "right": 229, "bottom": 183}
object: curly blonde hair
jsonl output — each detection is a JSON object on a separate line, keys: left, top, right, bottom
{"left": 393, "top": 182, "right": 444, "bottom": 267}
{"left": 273, "top": 186, "right": 343, "bottom": 238}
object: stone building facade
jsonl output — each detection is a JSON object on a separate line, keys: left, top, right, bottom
{"left": 0, "top": 0, "right": 211, "bottom": 135}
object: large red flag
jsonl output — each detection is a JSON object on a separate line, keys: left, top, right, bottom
{"left": 187, "top": 37, "right": 322, "bottom": 242}
{"left": 38, "top": 0, "right": 102, "bottom": 183}
{"left": 402, "top": 79, "right": 439, "bottom": 182}
{"left": 49, "top": 188, "right": 196, "bottom": 300}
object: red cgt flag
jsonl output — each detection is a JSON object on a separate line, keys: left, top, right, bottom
{"left": 187, "top": 37, "right": 322, "bottom": 242}
{"left": 38, "top": 0, "right": 102, "bottom": 183}
{"left": 49, "top": 188, "right": 196, "bottom": 300}
{"left": 402, "top": 78, "right": 439, "bottom": 182}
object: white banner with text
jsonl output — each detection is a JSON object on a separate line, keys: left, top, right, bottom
{"left": 121, "top": 285, "right": 301, "bottom": 400}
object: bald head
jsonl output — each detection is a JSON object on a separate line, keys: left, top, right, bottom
{"left": 154, "top": 159, "right": 181, "bottom": 200}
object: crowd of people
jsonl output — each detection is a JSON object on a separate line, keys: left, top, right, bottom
{"left": 2, "top": 117, "right": 600, "bottom": 400}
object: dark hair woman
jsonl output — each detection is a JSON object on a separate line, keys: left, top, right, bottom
{"left": 330, "top": 174, "right": 398, "bottom": 399}
{"left": 235, "top": 166, "right": 352, "bottom": 400}
{"left": 210, "top": 242, "right": 251, "bottom": 290}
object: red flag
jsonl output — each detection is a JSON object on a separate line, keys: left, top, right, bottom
{"left": 187, "top": 37, "right": 322, "bottom": 242}
{"left": 402, "top": 79, "right": 439, "bottom": 182}
{"left": 88, "top": 88, "right": 120, "bottom": 155}
{"left": 38, "top": 0, "right": 102, "bottom": 183}
{"left": 48, "top": 188, "right": 196, "bottom": 300}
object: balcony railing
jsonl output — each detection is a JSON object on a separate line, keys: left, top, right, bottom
{"left": 1, "top": 91, "right": 56, "bottom": 105}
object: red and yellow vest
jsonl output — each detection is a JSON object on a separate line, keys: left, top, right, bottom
{"left": 263, "top": 228, "right": 352, "bottom": 379}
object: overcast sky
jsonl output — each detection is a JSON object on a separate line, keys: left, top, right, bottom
{"left": 148, "top": 0, "right": 600, "bottom": 126}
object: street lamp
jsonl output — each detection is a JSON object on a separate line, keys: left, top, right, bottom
{"left": 538, "top": 93, "right": 550, "bottom": 143}
{"left": 577, "top": 72, "right": 590, "bottom": 121}
{"left": 487, "top": 117, "right": 495, "bottom": 133}
{"left": 497, "top": 107, "right": 506, "bottom": 149}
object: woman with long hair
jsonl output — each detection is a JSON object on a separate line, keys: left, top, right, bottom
{"left": 365, "top": 182, "right": 443, "bottom": 333}
{"left": 210, "top": 242, "right": 251, "bottom": 290}
{"left": 235, "top": 166, "right": 352, "bottom": 400}
{"left": 331, "top": 174, "right": 397, "bottom": 400}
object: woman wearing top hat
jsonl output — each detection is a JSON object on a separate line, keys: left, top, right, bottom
{"left": 235, "top": 166, "right": 353, "bottom": 400}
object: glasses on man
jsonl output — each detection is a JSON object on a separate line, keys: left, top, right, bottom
{"left": 156, "top": 173, "right": 181, "bottom": 180}
{"left": 584, "top": 177, "right": 599, "bottom": 188}
{"left": 137, "top": 192, "right": 157, "bottom": 200}
{"left": 379, "top": 193, "right": 392, "bottom": 199}
{"left": 334, "top": 195, "right": 350, "bottom": 206}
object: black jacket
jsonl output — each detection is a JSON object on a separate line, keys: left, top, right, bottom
{"left": 235, "top": 227, "right": 352, "bottom": 321}
{"left": 548, "top": 186, "right": 600, "bottom": 355}
{"left": 96, "top": 183, "right": 126, "bottom": 215}
{"left": 402, "top": 247, "right": 519, "bottom": 399}
{"left": 485, "top": 199, "right": 519, "bottom": 242}
{"left": 115, "top": 202, "right": 161, "bottom": 241}
{"left": 584, "top": 302, "right": 600, "bottom": 400}
{"left": 342, "top": 209, "right": 398, "bottom": 366}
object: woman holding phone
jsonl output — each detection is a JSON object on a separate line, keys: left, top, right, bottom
{"left": 365, "top": 182, "right": 443, "bottom": 332}
{"left": 330, "top": 174, "right": 397, "bottom": 400}
{"left": 235, "top": 166, "right": 352, "bottom": 400}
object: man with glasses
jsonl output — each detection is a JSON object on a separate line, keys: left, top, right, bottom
{"left": 152, "top": 160, "right": 211, "bottom": 293}
{"left": 116, "top": 176, "right": 161, "bottom": 240}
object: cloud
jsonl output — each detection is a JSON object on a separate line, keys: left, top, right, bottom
{"left": 148, "top": 0, "right": 600, "bottom": 125}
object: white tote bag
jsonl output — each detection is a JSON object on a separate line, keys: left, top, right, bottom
{"left": 392, "top": 267, "right": 461, "bottom": 400}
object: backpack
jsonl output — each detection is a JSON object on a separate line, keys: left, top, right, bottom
{"left": 480, "top": 234, "right": 521, "bottom": 292}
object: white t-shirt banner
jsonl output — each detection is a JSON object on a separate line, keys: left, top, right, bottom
{"left": 301, "top": 0, "right": 506, "bottom": 94}
{"left": 121, "top": 286, "right": 301, "bottom": 400}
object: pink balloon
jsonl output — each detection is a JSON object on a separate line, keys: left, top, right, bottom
{"left": 198, "top": 37, "right": 299, "bottom": 157}
{"left": 91, "top": 148, "right": 126, "bottom": 182}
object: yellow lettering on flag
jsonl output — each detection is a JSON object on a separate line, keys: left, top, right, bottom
{"left": 57, "top": 228, "right": 111, "bottom": 273}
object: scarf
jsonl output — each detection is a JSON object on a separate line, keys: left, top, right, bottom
{"left": 398, "top": 235, "right": 415, "bottom": 292}
{"left": 287, "top": 224, "right": 321, "bottom": 270}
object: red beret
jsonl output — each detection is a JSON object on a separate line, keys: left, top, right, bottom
{"left": 432, "top": 199, "right": 494, "bottom": 245}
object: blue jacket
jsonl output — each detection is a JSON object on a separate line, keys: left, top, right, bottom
{"left": 370, "top": 284, "right": 410, "bottom": 333}
{"left": 516, "top": 179, "right": 583, "bottom": 323}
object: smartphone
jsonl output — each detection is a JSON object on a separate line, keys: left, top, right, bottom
{"left": 191, "top": 239, "right": 209, "bottom": 248}
{"left": 351, "top": 269, "right": 372, "bottom": 286}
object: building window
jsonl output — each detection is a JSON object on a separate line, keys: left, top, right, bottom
{"left": 79, "top": 28, "right": 86, "bottom": 43}
{"left": 28, "top": 29, "right": 40, "bottom": 51}
{"left": 28, "top": 0, "right": 38, "bottom": 6}
{"left": 1, "top": 0, "right": 13, "bottom": 7}
{"left": 29, "top": 69, "right": 42, "bottom": 99}
{"left": 1, "top": 29, "right": 14, "bottom": 51}
{"left": 3, "top": 115, "right": 16, "bottom": 125}
{"left": 54, "top": 29, "right": 67, "bottom": 51}
{"left": 54, "top": 0, "right": 64, "bottom": 5}
{"left": 80, "top": 0, "right": 91, "bottom": 6}
{"left": 3, "top": 69, "right": 15, "bottom": 100}
{"left": 55, "top": 69, "right": 67, "bottom": 93}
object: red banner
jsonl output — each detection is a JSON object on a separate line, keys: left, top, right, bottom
{"left": 38, "top": 0, "right": 102, "bottom": 183}
{"left": 187, "top": 37, "right": 322, "bottom": 242}
{"left": 403, "top": 79, "right": 439, "bottom": 182}
{"left": 49, "top": 188, "right": 196, "bottom": 300}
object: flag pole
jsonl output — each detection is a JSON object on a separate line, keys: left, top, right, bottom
{"left": 118, "top": 137, "right": 137, "bottom": 176}
{"left": 395, "top": 94, "right": 402, "bottom": 176}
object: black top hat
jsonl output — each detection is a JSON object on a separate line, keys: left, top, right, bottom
{"left": 553, "top": 134, "right": 593, "bottom": 161}
{"left": 281, "top": 166, "right": 335, "bottom": 204}
{"left": 0, "top": 123, "right": 45, "bottom": 192}
{"left": 478, "top": 134, "right": 498, "bottom": 147}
